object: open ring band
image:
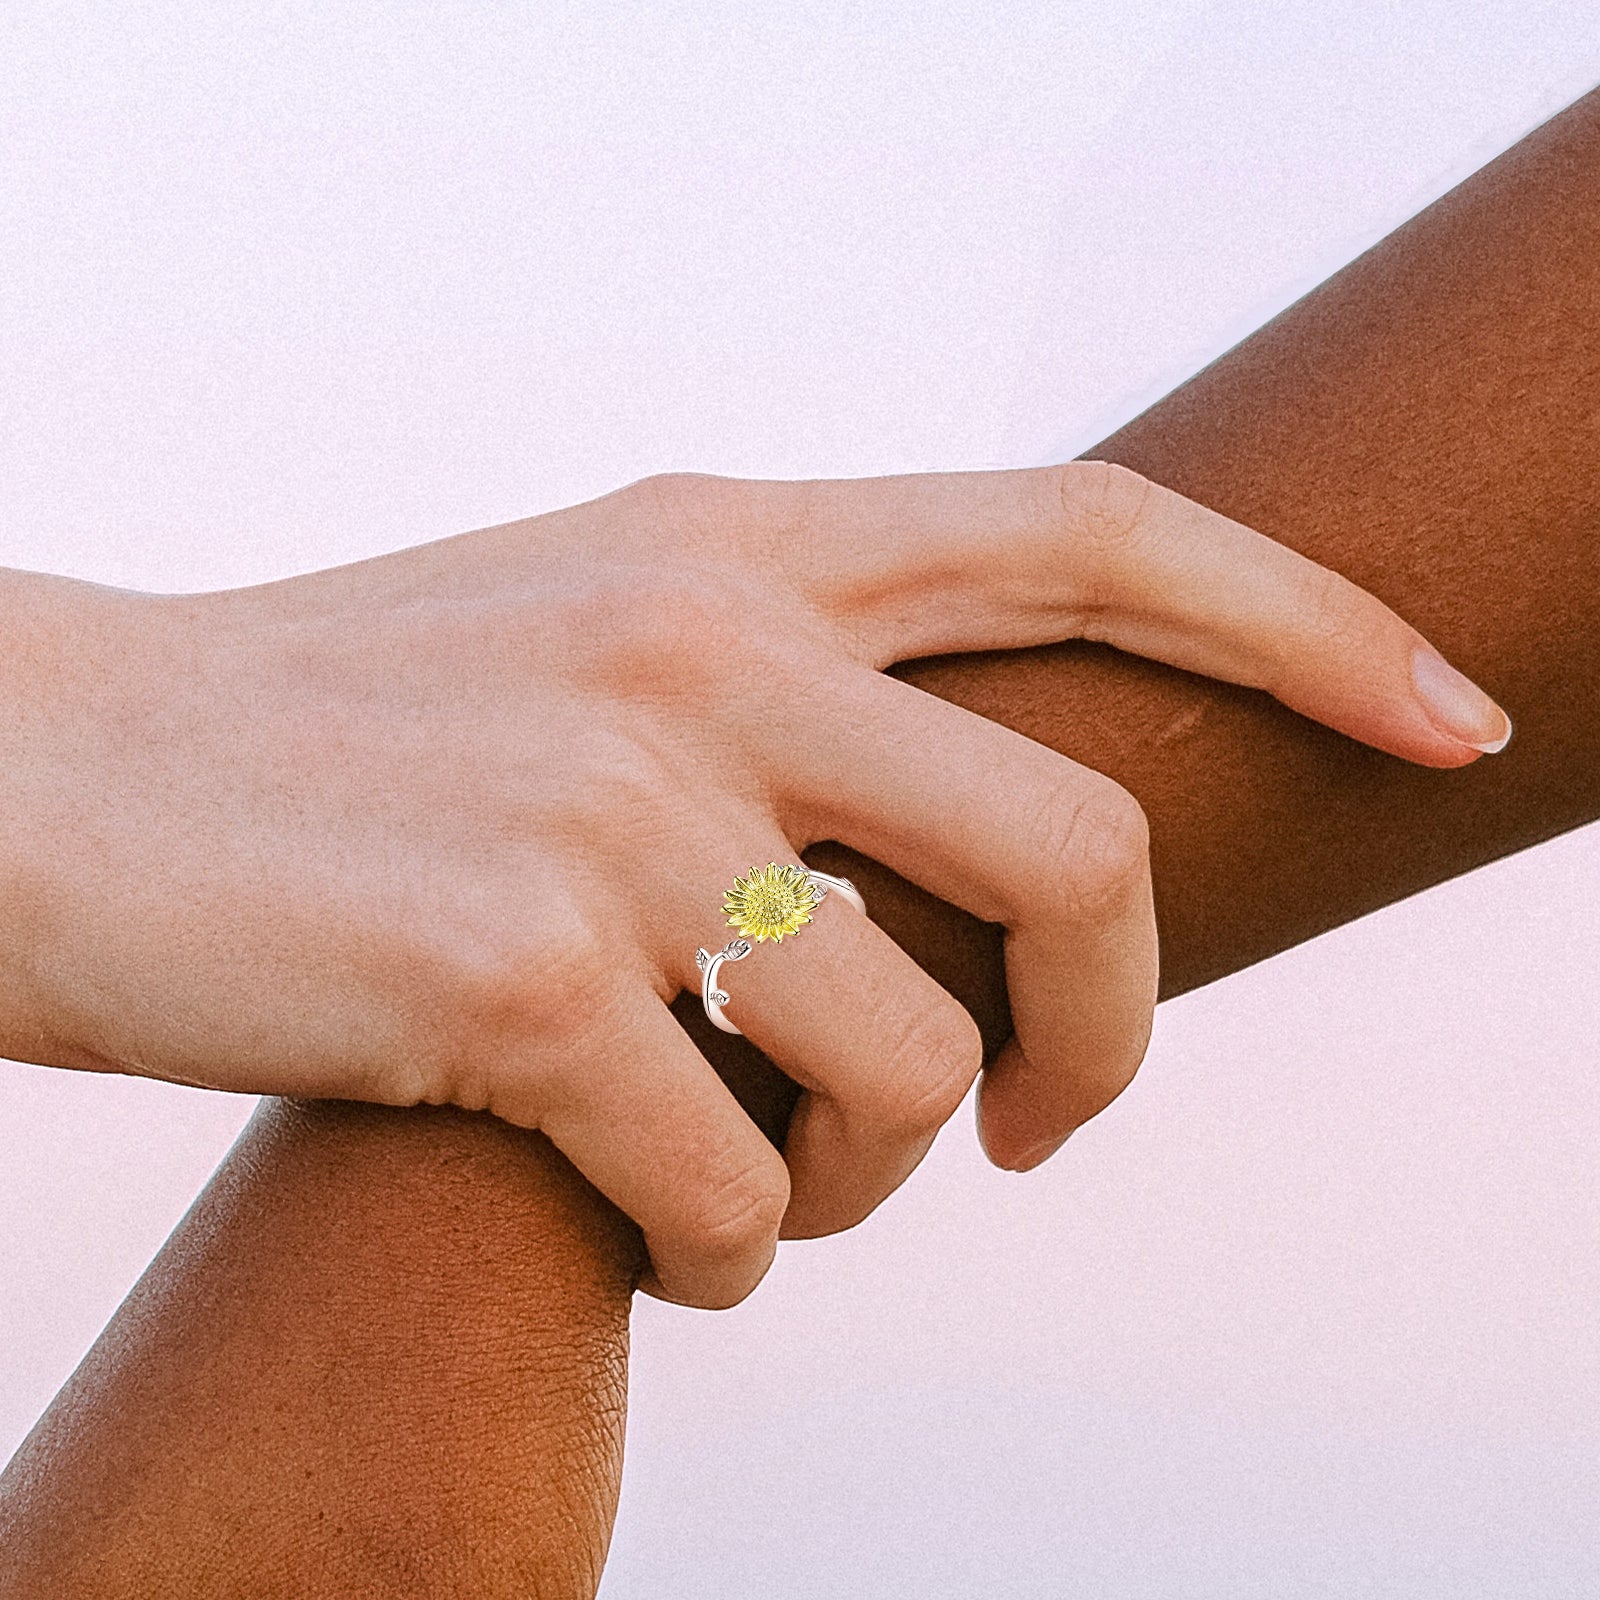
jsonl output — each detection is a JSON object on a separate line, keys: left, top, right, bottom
{"left": 694, "top": 865, "right": 867, "bottom": 1036}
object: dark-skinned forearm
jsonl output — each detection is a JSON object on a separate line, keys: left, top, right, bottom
{"left": 0, "top": 1101, "right": 637, "bottom": 1600}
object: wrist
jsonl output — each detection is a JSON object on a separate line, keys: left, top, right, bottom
{"left": 0, "top": 568, "right": 166, "bottom": 1072}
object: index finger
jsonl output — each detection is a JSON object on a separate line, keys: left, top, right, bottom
{"left": 721, "top": 462, "right": 1512, "bottom": 765}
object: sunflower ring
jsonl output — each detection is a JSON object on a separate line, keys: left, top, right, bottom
{"left": 693, "top": 863, "right": 868, "bottom": 1036}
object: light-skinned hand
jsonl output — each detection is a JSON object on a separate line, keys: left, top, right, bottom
{"left": 0, "top": 464, "right": 1511, "bottom": 1306}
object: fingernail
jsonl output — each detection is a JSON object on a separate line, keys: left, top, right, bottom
{"left": 1008, "top": 1129, "right": 1072, "bottom": 1173}
{"left": 977, "top": 1094, "right": 1071, "bottom": 1171}
{"left": 1412, "top": 647, "right": 1512, "bottom": 753}
{"left": 974, "top": 1091, "right": 999, "bottom": 1165}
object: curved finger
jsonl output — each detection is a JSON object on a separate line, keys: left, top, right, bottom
{"left": 668, "top": 875, "right": 984, "bottom": 1240}
{"left": 488, "top": 977, "right": 790, "bottom": 1310}
{"left": 780, "top": 664, "right": 1160, "bottom": 1169}
{"left": 737, "top": 463, "right": 1510, "bottom": 765}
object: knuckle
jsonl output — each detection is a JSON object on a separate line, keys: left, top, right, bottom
{"left": 544, "top": 727, "right": 683, "bottom": 854}
{"left": 564, "top": 485, "right": 828, "bottom": 709}
{"left": 868, "top": 1000, "right": 984, "bottom": 1136}
{"left": 1049, "top": 459, "right": 1156, "bottom": 558}
{"left": 1033, "top": 774, "right": 1151, "bottom": 918}
{"left": 566, "top": 568, "right": 747, "bottom": 690}
{"left": 684, "top": 1155, "right": 788, "bottom": 1265}
{"left": 436, "top": 919, "right": 629, "bottom": 1121}
{"left": 630, "top": 470, "right": 708, "bottom": 522}
{"left": 454, "top": 921, "right": 613, "bottom": 1058}
{"left": 1294, "top": 560, "right": 1370, "bottom": 660}
{"left": 567, "top": 565, "right": 790, "bottom": 712}
{"left": 631, "top": 471, "right": 753, "bottom": 545}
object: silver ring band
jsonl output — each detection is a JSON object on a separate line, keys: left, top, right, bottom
{"left": 694, "top": 867, "right": 866, "bottom": 1036}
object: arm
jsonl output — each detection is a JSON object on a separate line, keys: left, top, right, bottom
{"left": 5, "top": 85, "right": 1599, "bottom": 1600}
{"left": 0, "top": 1102, "right": 637, "bottom": 1600}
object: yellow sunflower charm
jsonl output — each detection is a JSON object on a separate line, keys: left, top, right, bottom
{"left": 722, "top": 862, "right": 826, "bottom": 944}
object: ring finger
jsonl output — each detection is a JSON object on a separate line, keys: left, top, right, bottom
{"left": 666, "top": 845, "right": 986, "bottom": 1239}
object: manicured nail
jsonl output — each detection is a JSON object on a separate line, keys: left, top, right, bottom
{"left": 1412, "top": 647, "right": 1512, "bottom": 753}
{"left": 974, "top": 1092, "right": 1000, "bottom": 1165}
{"left": 1008, "top": 1129, "right": 1072, "bottom": 1173}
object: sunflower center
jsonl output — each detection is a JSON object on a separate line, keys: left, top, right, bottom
{"left": 722, "top": 863, "right": 820, "bottom": 943}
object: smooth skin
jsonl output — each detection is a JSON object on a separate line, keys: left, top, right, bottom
{"left": 0, "top": 462, "right": 1508, "bottom": 1309}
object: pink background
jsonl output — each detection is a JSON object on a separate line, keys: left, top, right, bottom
{"left": 2, "top": 5, "right": 1597, "bottom": 1594}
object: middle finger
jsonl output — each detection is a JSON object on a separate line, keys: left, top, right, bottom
{"left": 777, "top": 659, "right": 1160, "bottom": 1171}
{"left": 665, "top": 843, "right": 986, "bottom": 1240}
